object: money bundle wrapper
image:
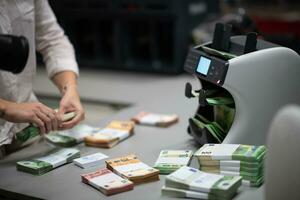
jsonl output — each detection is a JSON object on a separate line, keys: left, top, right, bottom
{"left": 131, "top": 111, "right": 179, "bottom": 127}
{"left": 106, "top": 154, "right": 159, "bottom": 184}
{"left": 162, "top": 166, "right": 242, "bottom": 200}
{"left": 17, "top": 148, "right": 80, "bottom": 175}
{"left": 84, "top": 121, "right": 134, "bottom": 148}
{"left": 46, "top": 124, "right": 99, "bottom": 147}
{"left": 74, "top": 152, "right": 108, "bottom": 169}
{"left": 81, "top": 168, "right": 134, "bottom": 196}
{"left": 154, "top": 150, "right": 193, "bottom": 174}
{"left": 194, "top": 144, "right": 266, "bottom": 187}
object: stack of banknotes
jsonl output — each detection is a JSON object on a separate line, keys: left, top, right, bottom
{"left": 106, "top": 154, "right": 159, "bottom": 184}
{"left": 154, "top": 150, "right": 193, "bottom": 174}
{"left": 131, "top": 111, "right": 179, "bottom": 127}
{"left": 84, "top": 121, "right": 135, "bottom": 148}
{"left": 195, "top": 144, "right": 266, "bottom": 187}
{"left": 16, "top": 148, "right": 80, "bottom": 175}
{"left": 190, "top": 115, "right": 226, "bottom": 143}
{"left": 162, "top": 166, "right": 242, "bottom": 199}
{"left": 81, "top": 168, "right": 134, "bottom": 196}
{"left": 14, "top": 111, "right": 77, "bottom": 148}
{"left": 73, "top": 152, "right": 108, "bottom": 169}
{"left": 46, "top": 124, "right": 99, "bottom": 147}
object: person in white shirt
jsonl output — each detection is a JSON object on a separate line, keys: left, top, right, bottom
{"left": 0, "top": 0, "right": 85, "bottom": 154}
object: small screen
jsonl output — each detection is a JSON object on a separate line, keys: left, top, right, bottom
{"left": 196, "top": 56, "right": 211, "bottom": 76}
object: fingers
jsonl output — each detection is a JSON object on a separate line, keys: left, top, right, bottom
{"left": 59, "top": 109, "right": 84, "bottom": 130}
{"left": 34, "top": 104, "right": 62, "bottom": 133}
{"left": 36, "top": 111, "right": 52, "bottom": 133}
{"left": 32, "top": 116, "right": 46, "bottom": 135}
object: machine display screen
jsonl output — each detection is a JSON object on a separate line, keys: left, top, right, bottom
{"left": 196, "top": 56, "right": 211, "bottom": 76}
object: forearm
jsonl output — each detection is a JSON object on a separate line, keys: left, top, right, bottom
{"left": 0, "top": 99, "right": 11, "bottom": 118}
{"left": 51, "top": 71, "right": 78, "bottom": 95}
{"left": 53, "top": 71, "right": 84, "bottom": 129}
{"left": 0, "top": 100, "right": 6, "bottom": 118}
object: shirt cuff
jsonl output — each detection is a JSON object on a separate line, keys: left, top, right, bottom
{"left": 46, "top": 59, "right": 79, "bottom": 79}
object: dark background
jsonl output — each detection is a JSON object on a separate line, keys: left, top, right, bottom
{"left": 48, "top": 0, "right": 300, "bottom": 74}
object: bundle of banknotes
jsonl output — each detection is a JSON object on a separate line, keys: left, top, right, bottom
{"left": 161, "top": 166, "right": 242, "bottom": 200}
{"left": 188, "top": 95, "right": 235, "bottom": 143}
{"left": 14, "top": 111, "right": 77, "bottom": 149}
{"left": 154, "top": 150, "right": 193, "bottom": 174}
{"left": 17, "top": 148, "right": 80, "bottom": 175}
{"left": 84, "top": 121, "right": 135, "bottom": 148}
{"left": 195, "top": 144, "right": 266, "bottom": 187}
{"left": 213, "top": 104, "right": 235, "bottom": 133}
{"left": 106, "top": 154, "right": 159, "bottom": 184}
{"left": 73, "top": 152, "right": 108, "bottom": 169}
{"left": 131, "top": 111, "right": 179, "bottom": 127}
{"left": 81, "top": 168, "right": 134, "bottom": 196}
{"left": 46, "top": 124, "right": 99, "bottom": 147}
{"left": 190, "top": 114, "right": 226, "bottom": 143}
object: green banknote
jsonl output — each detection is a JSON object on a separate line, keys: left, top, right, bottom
{"left": 198, "top": 160, "right": 263, "bottom": 169}
{"left": 201, "top": 168, "right": 263, "bottom": 182}
{"left": 199, "top": 163, "right": 263, "bottom": 174}
{"left": 242, "top": 176, "right": 264, "bottom": 187}
{"left": 206, "top": 97, "right": 234, "bottom": 106}
{"left": 165, "top": 166, "right": 242, "bottom": 197}
{"left": 15, "top": 126, "right": 40, "bottom": 142}
{"left": 195, "top": 144, "right": 265, "bottom": 187}
{"left": 191, "top": 117, "right": 226, "bottom": 143}
{"left": 17, "top": 148, "right": 80, "bottom": 175}
{"left": 161, "top": 186, "right": 237, "bottom": 200}
{"left": 15, "top": 111, "right": 76, "bottom": 145}
{"left": 195, "top": 144, "right": 266, "bottom": 162}
{"left": 213, "top": 104, "right": 235, "bottom": 132}
{"left": 46, "top": 134, "right": 77, "bottom": 147}
{"left": 46, "top": 124, "right": 98, "bottom": 147}
{"left": 154, "top": 150, "right": 193, "bottom": 174}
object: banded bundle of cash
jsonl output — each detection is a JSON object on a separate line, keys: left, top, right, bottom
{"left": 190, "top": 115, "right": 226, "bottom": 143}
{"left": 84, "top": 121, "right": 135, "bottom": 148}
{"left": 14, "top": 111, "right": 77, "bottom": 148}
{"left": 46, "top": 124, "right": 99, "bottom": 147}
{"left": 81, "top": 168, "right": 134, "bottom": 196}
{"left": 189, "top": 95, "right": 235, "bottom": 143}
{"left": 154, "top": 150, "right": 193, "bottom": 174}
{"left": 16, "top": 148, "right": 80, "bottom": 175}
{"left": 74, "top": 152, "right": 108, "bottom": 168}
{"left": 106, "top": 154, "right": 159, "bottom": 184}
{"left": 195, "top": 144, "right": 266, "bottom": 187}
{"left": 162, "top": 166, "right": 242, "bottom": 200}
{"left": 131, "top": 111, "right": 179, "bottom": 127}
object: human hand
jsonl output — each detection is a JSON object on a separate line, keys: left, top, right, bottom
{"left": 2, "top": 102, "right": 62, "bottom": 134}
{"left": 58, "top": 86, "right": 84, "bottom": 130}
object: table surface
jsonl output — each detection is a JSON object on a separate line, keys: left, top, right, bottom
{"left": 0, "top": 69, "right": 264, "bottom": 200}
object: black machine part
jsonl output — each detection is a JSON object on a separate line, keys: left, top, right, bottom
{"left": 0, "top": 34, "right": 29, "bottom": 74}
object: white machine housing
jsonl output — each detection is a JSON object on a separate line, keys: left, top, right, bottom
{"left": 185, "top": 35, "right": 300, "bottom": 145}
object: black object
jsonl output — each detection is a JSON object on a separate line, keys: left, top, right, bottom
{"left": 211, "top": 23, "right": 232, "bottom": 52}
{"left": 244, "top": 32, "right": 257, "bottom": 54}
{"left": 0, "top": 34, "right": 29, "bottom": 74}
{"left": 185, "top": 82, "right": 194, "bottom": 98}
{"left": 211, "top": 23, "right": 224, "bottom": 51}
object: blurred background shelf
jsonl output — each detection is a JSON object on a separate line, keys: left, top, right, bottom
{"left": 49, "top": 0, "right": 219, "bottom": 74}
{"left": 47, "top": 0, "right": 299, "bottom": 74}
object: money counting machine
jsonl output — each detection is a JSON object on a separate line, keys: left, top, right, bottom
{"left": 184, "top": 23, "right": 300, "bottom": 145}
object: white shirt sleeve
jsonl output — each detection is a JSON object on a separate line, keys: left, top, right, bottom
{"left": 34, "top": 0, "right": 79, "bottom": 79}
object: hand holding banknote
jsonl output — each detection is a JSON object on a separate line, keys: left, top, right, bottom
{"left": 1, "top": 101, "right": 62, "bottom": 134}
{"left": 58, "top": 84, "right": 84, "bottom": 130}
